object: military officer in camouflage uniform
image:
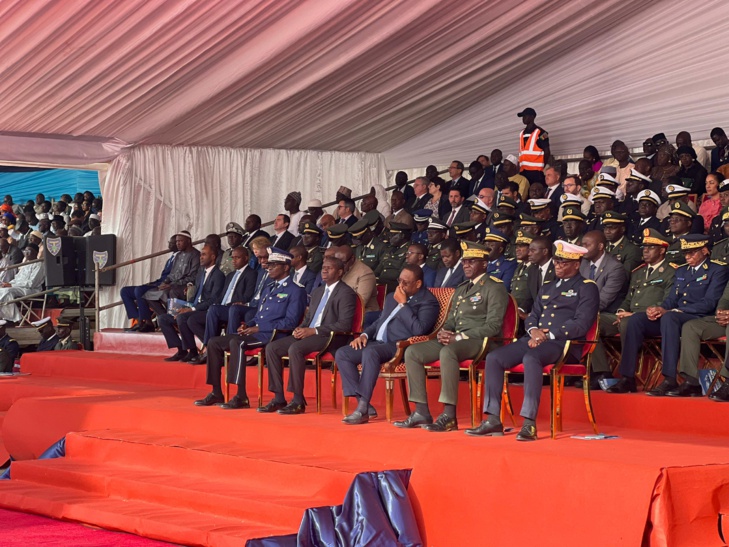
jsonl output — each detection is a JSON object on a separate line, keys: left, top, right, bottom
{"left": 591, "top": 229, "right": 675, "bottom": 385}
{"left": 0, "top": 319, "right": 19, "bottom": 372}
{"left": 375, "top": 222, "right": 411, "bottom": 292}
{"left": 395, "top": 241, "right": 509, "bottom": 432}
{"left": 219, "top": 222, "right": 246, "bottom": 275}
{"left": 602, "top": 211, "right": 642, "bottom": 273}
{"left": 510, "top": 231, "right": 533, "bottom": 316}
{"left": 608, "top": 234, "right": 729, "bottom": 395}
{"left": 664, "top": 201, "right": 694, "bottom": 267}
{"left": 351, "top": 213, "right": 388, "bottom": 272}
{"left": 425, "top": 218, "right": 449, "bottom": 270}
{"left": 711, "top": 211, "right": 729, "bottom": 263}
{"left": 54, "top": 320, "right": 77, "bottom": 351}
{"left": 301, "top": 222, "right": 324, "bottom": 274}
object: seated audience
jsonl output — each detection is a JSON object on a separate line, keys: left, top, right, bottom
{"left": 0, "top": 243, "right": 44, "bottom": 323}
{"left": 405, "top": 243, "right": 436, "bottom": 288}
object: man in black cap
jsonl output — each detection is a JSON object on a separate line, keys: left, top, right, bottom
{"left": 664, "top": 201, "right": 696, "bottom": 266}
{"left": 54, "top": 319, "right": 77, "bottom": 350}
{"left": 559, "top": 207, "right": 587, "bottom": 245}
{"left": 602, "top": 211, "right": 642, "bottom": 273}
{"left": 301, "top": 222, "right": 324, "bottom": 273}
{"left": 676, "top": 145, "right": 708, "bottom": 196}
{"left": 517, "top": 107, "right": 550, "bottom": 184}
{"left": 351, "top": 211, "right": 388, "bottom": 272}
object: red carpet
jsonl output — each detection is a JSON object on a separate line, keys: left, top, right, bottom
{"left": 0, "top": 507, "right": 174, "bottom": 546}
{"left": 1, "top": 350, "right": 728, "bottom": 546}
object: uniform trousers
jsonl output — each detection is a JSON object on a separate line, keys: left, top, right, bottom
{"left": 225, "top": 305, "right": 256, "bottom": 335}
{"left": 618, "top": 311, "right": 701, "bottom": 379}
{"left": 204, "top": 304, "right": 232, "bottom": 343}
{"left": 120, "top": 284, "right": 154, "bottom": 321}
{"left": 158, "top": 310, "right": 205, "bottom": 352}
{"left": 403, "top": 338, "right": 483, "bottom": 406}
{"left": 335, "top": 341, "right": 397, "bottom": 403}
{"left": 206, "top": 334, "right": 263, "bottom": 393}
{"left": 266, "top": 334, "right": 330, "bottom": 402}
{"left": 679, "top": 318, "right": 729, "bottom": 380}
{"left": 591, "top": 312, "right": 629, "bottom": 373}
{"left": 483, "top": 337, "right": 569, "bottom": 420}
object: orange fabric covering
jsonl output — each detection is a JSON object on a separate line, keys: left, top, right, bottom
{"left": 0, "top": 352, "right": 728, "bottom": 546}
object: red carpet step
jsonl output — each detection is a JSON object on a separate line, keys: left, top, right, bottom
{"left": 94, "top": 329, "right": 175, "bottom": 357}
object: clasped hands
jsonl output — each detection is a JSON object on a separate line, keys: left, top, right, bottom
{"left": 716, "top": 309, "right": 729, "bottom": 327}
{"left": 528, "top": 328, "right": 550, "bottom": 348}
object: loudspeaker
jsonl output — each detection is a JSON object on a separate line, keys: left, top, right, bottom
{"left": 43, "top": 235, "right": 117, "bottom": 287}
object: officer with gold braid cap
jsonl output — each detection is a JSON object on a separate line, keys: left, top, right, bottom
{"left": 468, "top": 240, "right": 599, "bottom": 441}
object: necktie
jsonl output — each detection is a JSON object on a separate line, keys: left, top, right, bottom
{"left": 540, "top": 267, "right": 546, "bottom": 286}
{"left": 446, "top": 209, "right": 457, "bottom": 226}
{"left": 466, "top": 281, "right": 474, "bottom": 291}
{"left": 222, "top": 270, "right": 241, "bottom": 305}
{"left": 309, "top": 287, "right": 331, "bottom": 328}
{"left": 441, "top": 268, "right": 453, "bottom": 287}
{"left": 607, "top": 243, "right": 614, "bottom": 253}
{"left": 589, "top": 264, "right": 597, "bottom": 280}
{"left": 646, "top": 266, "right": 654, "bottom": 280}
{"left": 293, "top": 270, "right": 300, "bottom": 284}
{"left": 193, "top": 272, "right": 206, "bottom": 304}
{"left": 254, "top": 272, "right": 269, "bottom": 299}
{"left": 375, "top": 303, "right": 402, "bottom": 342}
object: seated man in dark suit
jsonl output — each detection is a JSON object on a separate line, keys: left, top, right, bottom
{"left": 158, "top": 245, "right": 225, "bottom": 362}
{"left": 269, "top": 214, "right": 295, "bottom": 250}
{"left": 335, "top": 265, "right": 440, "bottom": 424}
{"left": 188, "top": 246, "right": 257, "bottom": 364}
{"left": 579, "top": 231, "right": 628, "bottom": 314}
{"left": 260, "top": 257, "right": 357, "bottom": 415}
{"left": 290, "top": 246, "right": 317, "bottom": 294}
{"left": 405, "top": 243, "right": 436, "bottom": 288}
{"left": 195, "top": 248, "right": 307, "bottom": 409}
{"left": 223, "top": 237, "right": 271, "bottom": 335}
{"left": 467, "top": 241, "right": 599, "bottom": 441}
{"left": 433, "top": 238, "right": 465, "bottom": 288}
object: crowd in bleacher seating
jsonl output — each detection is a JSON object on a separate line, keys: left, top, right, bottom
{"left": 119, "top": 108, "right": 729, "bottom": 440}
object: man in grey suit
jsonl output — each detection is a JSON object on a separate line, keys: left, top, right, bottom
{"left": 443, "top": 188, "right": 471, "bottom": 228}
{"left": 335, "top": 265, "right": 440, "bottom": 425}
{"left": 143, "top": 231, "right": 201, "bottom": 329}
{"left": 262, "top": 256, "right": 358, "bottom": 415}
{"left": 579, "top": 231, "right": 628, "bottom": 314}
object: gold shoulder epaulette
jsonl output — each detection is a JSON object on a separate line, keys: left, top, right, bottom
{"left": 583, "top": 279, "right": 596, "bottom": 284}
{"left": 711, "top": 260, "right": 727, "bottom": 266}
{"left": 489, "top": 276, "right": 503, "bottom": 283}
{"left": 631, "top": 263, "right": 647, "bottom": 273}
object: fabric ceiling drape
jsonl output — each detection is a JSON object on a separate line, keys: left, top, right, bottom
{"left": 98, "top": 145, "right": 386, "bottom": 328}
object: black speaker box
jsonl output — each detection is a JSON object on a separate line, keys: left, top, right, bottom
{"left": 43, "top": 236, "right": 77, "bottom": 288}
{"left": 43, "top": 235, "right": 117, "bottom": 287}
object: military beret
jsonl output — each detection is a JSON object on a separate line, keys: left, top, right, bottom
{"left": 669, "top": 201, "right": 695, "bottom": 218}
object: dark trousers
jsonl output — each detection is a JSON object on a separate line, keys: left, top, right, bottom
{"left": 362, "top": 311, "right": 381, "bottom": 330}
{"left": 225, "top": 305, "right": 256, "bottom": 335}
{"left": 618, "top": 311, "right": 701, "bottom": 379}
{"left": 483, "top": 337, "right": 567, "bottom": 420}
{"left": 206, "top": 334, "right": 263, "bottom": 394}
{"left": 158, "top": 311, "right": 204, "bottom": 352}
{"left": 204, "top": 304, "right": 230, "bottom": 343}
{"left": 335, "top": 341, "right": 397, "bottom": 404}
{"left": 266, "top": 334, "right": 330, "bottom": 403}
{"left": 120, "top": 284, "right": 154, "bottom": 321}
{"left": 146, "top": 285, "right": 187, "bottom": 317}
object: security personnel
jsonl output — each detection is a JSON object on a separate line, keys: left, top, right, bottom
{"left": 664, "top": 201, "right": 695, "bottom": 267}
{"left": 559, "top": 206, "right": 587, "bottom": 245}
{"left": 591, "top": 229, "right": 675, "bottom": 384}
{"left": 325, "top": 224, "right": 350, "bottom": 249}
{"left": 490, "top": 212, "right": 517, "bottom": 258}
{"left": 586, "top": 186, "right": 617, "bottom": 231}
{"left": 711, "top": 211, "right": 729, "bottom": 263}
{"left": 517, "top": 213, "right": 542, "bottom": 238}
{"left": 196, "top": 248, "right": 307, "bottom": 408}
{"left": 659, "top": 184, "right": 704, "bottom": 236}
{"left": 516, "top": 107, "right": 550, "bottom": 184}
{"left": 468, "top": 240, "right": 599, "bottom": 441}
{"left": 32, "top": 317, "right": 58, "bottom": 352}
{"left": 425, "top": 218, "right": 449, "bottom": 270}
{"left": 607, "top": 234, "right": 729, "bottom": 396}
{"left": 627, "top": 189, "right": 662, "bottom": 245}
{"left": 411, "top": 210, "right": 432, "bottom": 246}
{"left": 0, "top": 319, "right": 19, "bottom": 372}
{"left": 54, "top": 320, "right": 77, "bottom": 351}
{"left": 374, "top": 222, "right": 411, "bottom": 292}
{"left": 301, "top": 221, "right": 324, "bottom": 273}
{"left": 528, "top": 198, "right": 558, "bottom": 240}
{"left": 453, "top": 221, "right": 478, "bottom": 243}
{"left": 510, "top": 231, "right": 534, "bottom": 315}
{"left": 469, "top": 202, "right": 490, "bottom": 242}
{"left": 219, "top": 222, "right": 245, "bottom": 275}
{"left": 484, "top": 228, "right": 517, "bottom": 291}
{"left": 350, "top": 214, "right": 387, "bottom": 271}
{"left": 396, "top": 241, "right": 509, "bottom": 432}
{"left": 603, "top": 211, "right": 642, "bottom": 273}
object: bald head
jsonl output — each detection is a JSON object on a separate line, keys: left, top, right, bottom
{"left": 582, "top": 230, "right": 606, "bottom": 262}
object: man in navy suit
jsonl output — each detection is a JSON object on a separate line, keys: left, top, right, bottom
{"left": 290, "top": 246, "right": 317, "bottom": 294}
{"left": 405, "top": 243, "right": 436, "bottom": 288}
{"left": 433, "top": 238, "right": 465, "bottom": 288}
{"left": 120, "top": 235, "right": 177, "bottom": 331}
{"left": 335, "top": 265, "right": 440, "bottom": 425}
{"left": 195, "top": 248, "right": 307, "bottom": 409}
{"left": 158, "top": 245, "right": 225, "bottom": 362}
{"left": 188, "top": 246, "right": 258, "bottom": 363}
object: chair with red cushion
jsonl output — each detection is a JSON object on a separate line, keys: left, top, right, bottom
{"left": 501, "top": 315, "right": 600, "bottom": 439}
{"left": 223, "top": 330, "right": 278, "bottom": 406}
{"left": 424, "top": 295, "right": 519, "bottom": 427}
{"left": 359, "top": 287, "right": 454, "bottom": 422}
{"left": 375, "top": 284, "right": 387, "bottom": 311}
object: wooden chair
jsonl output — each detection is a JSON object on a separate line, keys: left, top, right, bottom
{"left": 502, "top": 316, "right": 600, "bottom": 439}
{"left": 375, "top": 284, "right": 387, "bottom": 311}
{"left": 359, "top": 287, "right": 454, "bottom": 422}
{"left": 424, "top": 295, "right": 519, "bottom": 427}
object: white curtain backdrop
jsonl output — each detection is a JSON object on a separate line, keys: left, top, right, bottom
{"left": 98, "top": 145, "right": 387, "bottom": 328}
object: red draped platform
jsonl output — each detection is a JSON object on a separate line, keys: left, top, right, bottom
{"left": 0, "top": 349, "right": 728, "bottom": 546}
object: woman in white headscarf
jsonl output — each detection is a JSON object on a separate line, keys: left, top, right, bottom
{"left": 372, "top": 184, "right": 391, "bottom": 218}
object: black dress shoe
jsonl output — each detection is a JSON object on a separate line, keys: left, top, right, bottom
{"left": 368, "top": 405, "right": 378, "bottom": 419}
{"left": 589, "top": 372, "right": 613, "bottom": 391}
{"left": 342, "top": 410, "right": 369, "bottom": 425}
{"left": 181, "top": 352, "right": 199, "bottom": 363}
{"left": 187, "top": 352, "right": 207, "bottom": 365}
{"left": 124, "top": 324, "right": 140, "bottom": 332}
{"left": 219, "top": 395, "right": 250, "bottom": 409}
{"left": 464, "top": 420, "right": 504, "bottom": 437}
{"left": 709, "top": 381, "right": 729, "bottom": 402}
{"left": 646, "top": 378, "right": 678, "bottom": 397}
{"left": 666, "top": 382, "right": 702, "bottom": 398}
{"left": 164, "top": 350, "right": 188, "bottom": 362}
{"left": 422, "top": 413, "right": 458, "bottom": 432}
{"left": 605, "top": 377, "right": 637, "bottom": 394}
{"left": 277, "top": 402, "right": 306, "bottom": 415}
{"left": 138, "top": 323, "right": 155, "bottom": 333}
{"left": 516, "top": 423, "right": 538, "bottom": 441}
{"left": 194, "top": 393, "right": 224, "bottom": 406}
{"left": 393, "top": 411, "right": 433, "bottom": 429}
{"left": 257, "top": 400, "right": 287, "bottom": 413}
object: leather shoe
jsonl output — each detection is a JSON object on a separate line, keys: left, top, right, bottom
{"left": 181, "top": 352, "right": 199, "bottom": 363}
{"left": 588, "top": 372, "right": 613, "bottom": 391}
{"left": 342, "top": 410, "right": 369, "bottom": 425}
{"left": 605, "top": 377, "right": 637, "bottom": 394}
{"left": 368, "top": 405, "right": 378, "bottom": 419}
{"left": 647, "top": 378, "right": 678, "bottom": 397}
{"left": 465, "top": 420, "right": 504, "bottom": 437}
{"left": 516, "top": 423, "right": 538, "bottom": 441}
{"left": 277, "top": 402, "right": 306, "bottom": 415}
{"left": 124, "top": 324, "right": 140, "bottom": 332}
{"left": 164, "top": 350, "right": 188, "bottom": 362}
{"left": 187, "top": 353, "right": 207, "bottom": 365}
{"left": 138, "top": 323, "right": 155, "bottom": 333}
{"left": 219, "top": 395, "right": 250, "bottom": 409}
{"left": 194, "top": 393, "right": 224, "bottom": 406}
{"left": 257, "top": 400, "right": 287, "bottom": 413}
{"left": 422, "top": 413, "right": 458, "bottom": 432}
{"left": 666, "top": 382, "right": 702, "bottom": 398}
{"left": 709, "top": 381, "right": 729, "bottom": 402}
{"left": 393, "top": 411, "right": 433, "bottom": 429}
